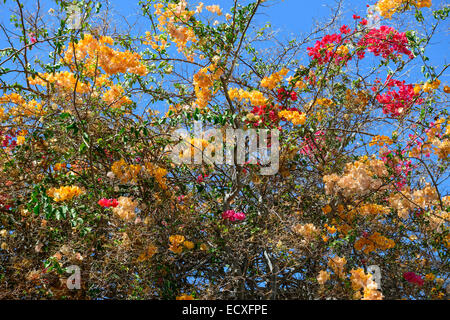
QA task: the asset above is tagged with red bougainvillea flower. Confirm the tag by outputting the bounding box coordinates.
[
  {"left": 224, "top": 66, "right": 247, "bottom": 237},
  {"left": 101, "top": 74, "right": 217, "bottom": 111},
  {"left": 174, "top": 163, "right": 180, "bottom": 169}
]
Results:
[
  {"left": 290, "top": 91, "right": 298, "bottom": 101},
  {"left": 307, "top": 28, "right": 353, "bottom": 66},
  {"left": 222, "top": 210, "right": 246, "bottom": 222},
  {"left": 339, "top": 25, "right": 351, "bottom": 34},
  {"left": 277, "top": 88, "right": 286, "bottom": 100},
  {"left": 403, "top": 272, "right": 424, "bottom": 286},
  {"left": 98, "top": 198, "right": 119, "bottom": 208},
  {"left": 358, "top": 26, "right": 413, "bottom": 60},
  {"left": 375, "top": 77, "right": 422, "bottom": 117},
  {"left": 247, "top": 104, "right": 279, "bottom": 128},
  {"left": 277, "top": 87, "right": 298, "bottom": 102}
]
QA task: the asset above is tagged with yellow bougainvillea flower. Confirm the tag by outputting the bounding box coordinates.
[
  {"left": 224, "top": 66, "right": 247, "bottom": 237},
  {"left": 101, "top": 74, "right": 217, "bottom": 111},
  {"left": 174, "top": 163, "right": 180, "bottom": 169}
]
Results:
[
  {"left": 322, "top": 205, "right": 332, "bottom": 214},
  {"left": 169, "top": 235, "right": 186, "bottom": 254},
  {"left": 47, "top": 185, "right": 84, "bottom": 202},
  {"left": 183, "top": 241, "right": 195, "bottom": 250},
  {"left": 278, "top": 110, "right": 306, "bottom": 126},
  {"left": 260, "top": 68, "right": 289, "bottom": 90}
]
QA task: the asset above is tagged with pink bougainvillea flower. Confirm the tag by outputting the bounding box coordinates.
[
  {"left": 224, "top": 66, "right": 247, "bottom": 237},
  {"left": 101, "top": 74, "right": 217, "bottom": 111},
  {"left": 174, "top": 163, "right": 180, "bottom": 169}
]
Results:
[
  {"left": 29, "top": 33, "right": 37, "bottom": 47},
  {"left": 222, "top": 210, "right": 246, "bottom": 222},
  {"left": 233, "top": 211, "right": 246, "bottom": 221}
]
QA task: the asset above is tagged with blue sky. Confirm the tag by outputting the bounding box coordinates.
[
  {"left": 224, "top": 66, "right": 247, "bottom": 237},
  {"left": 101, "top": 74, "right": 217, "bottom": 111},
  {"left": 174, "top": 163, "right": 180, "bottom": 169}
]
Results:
[
  {"left": 1, "top": 0, "right": 447, "bottom": 72},
  {"left": 1, "top": 0, "right": 447, "bottom": 78}
]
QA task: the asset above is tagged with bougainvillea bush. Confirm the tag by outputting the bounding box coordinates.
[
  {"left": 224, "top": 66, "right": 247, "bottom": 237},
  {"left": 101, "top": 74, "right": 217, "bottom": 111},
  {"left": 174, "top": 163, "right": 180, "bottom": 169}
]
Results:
[{"left": 0, "top": 0, "right": 449, "bottom": 300}]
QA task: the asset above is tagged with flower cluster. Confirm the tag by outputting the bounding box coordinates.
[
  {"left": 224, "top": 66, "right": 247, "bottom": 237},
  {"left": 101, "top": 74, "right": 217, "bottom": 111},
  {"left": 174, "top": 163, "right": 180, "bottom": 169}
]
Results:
[
  {"left": 388, "top": 184, "right": 439, "bottom": 219},
  {"left": 29, "top": 71, "right": 90, "bottom": 94},
  {"left": 178, "top": 138, "right": 210, "bottom": 160},
  {"left": 358, "top": 26, "right": 413, "bottom": 60},
  {"left": 375, "top": 78, "right": 421, "bottom": 117},
  {"left": 408, "top": 118, "right": 450, "bottom": 160},
  {"left": 102, "top": 84, "right": 132, "bottom": 108},
  {"left": 145, "top": 163, "right": 169, "bottom": 189},
  {"left": 323, "top": 156, "right": 388, "bottom": 198},
  {"left": 328, "top": 256, "right": 347, "bottom": 279},
  {"left": 435, "top": 138, "right": 450, "bottom": 160},
  {"left": 422, "top": 79, "right": 440, "bottom": 93},
  {"left": 354, "top": 232, "right": 395, "bottom": 254},
  {"left": 54, "top": 163, "right": 66, "bottom": 171},
  {"left": 148, "top": 2, "right": 197, "bottom": 60},
  {"left": 112, "top": 196, "right": 138, "bottom": 220},
  {"left": 278, "top": 110, "right": 306, "bottom": 126},
  {"left": 205, "top": 5, "right": 223, "bottom": 16},
  {"left": 315, "top": 98, "right": 334, "bottom": 108},
  {"left": 276, "top": 87, "right": 298, "bottom": 102},
  {"left": 183, "top": 240, "right": 195, "bottom": 250},
  {"left": 228, "top": 88, "right": 267, "bottom": 106},
  {"left": 98, "top": 198, "right": 119, "bottom": 208},
  {"left": 307, "top": 27, "right": 352, "bottom": 65},
  {"left": 0, "top": 92, "right": 25, "bottom": 105},
  {"left": 62, "top": 34, "right": 148, "bottom": 76},
  {"left": 222, "top": 210, "right": 246, "bottom": 222},
  {"left": 355, "top": 203, "right": 390, "bottom": 216},
  {"left": 169, "top": 234, "right": 185, "bottom": 254},
  {"left": 111, "top": 159, "right": 142, "bottom": 183},
  {"left": 0, "top": 129, "right": 17, "bottom": 150},
  {"left": 260, "top": 68, "right": 289, "bottom": 90},
  {"left": 379, "top": 147, "right": 413, "bottom": 189},
  {"left": 299, "top": 131, "right": 326, "bottom": 157},
  {"left": 246, "top": 104, "right": 279, "bottom": 127},
  {"left": 344, "top": 89, "right": 369, "bottom": 114},
  {"left": 403, "top": 272, "right": 424, "bottom": 286},
  {"left": 143, "top": 31, "right": 168, "bottom": 51},
  {"left": 350, "top": 268, "right": 383, "bottom": 300},
  {"left": 47, "top": 186, "right": 84, "bottom": 202},
  {"left": 193, "top": 64, "right": 223, "bottom": 108},
  {"left": 369, "top": 135, "right": 393, "bottom": 147},
  {"left": 0, "top": 93, "right": 45, "bottom": 122},
  {"left": 376, "top": 0, "right": 431, "bottom": 19}
]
